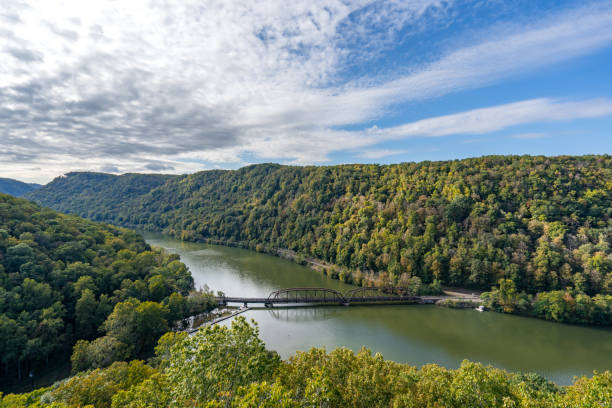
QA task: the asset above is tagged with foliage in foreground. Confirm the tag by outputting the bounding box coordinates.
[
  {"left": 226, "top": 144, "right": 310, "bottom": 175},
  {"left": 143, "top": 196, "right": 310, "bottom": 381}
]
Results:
[
  {"left": 1, "top": 317, "right": 609, "bottom": 408},
  {"left": 0, "top": 194, "right": 215, "bottom": 384},
  {"left": 28, "top": 156, "right": 612, "bottom": 325}
]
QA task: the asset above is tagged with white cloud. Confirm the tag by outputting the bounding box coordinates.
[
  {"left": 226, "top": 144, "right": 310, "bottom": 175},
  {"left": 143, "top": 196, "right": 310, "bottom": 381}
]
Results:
[
  {"left": 1, "top": 1, "right": 612, "bottom": 182},
  {"left": 366, "top": 98, "right": 612, "bottom": 140}
]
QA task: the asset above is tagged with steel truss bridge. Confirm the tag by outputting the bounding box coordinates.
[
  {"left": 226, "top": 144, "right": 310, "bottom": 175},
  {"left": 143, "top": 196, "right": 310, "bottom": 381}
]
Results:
[{"left": 216, "top": 287, "right": 446, "bottom": 307}]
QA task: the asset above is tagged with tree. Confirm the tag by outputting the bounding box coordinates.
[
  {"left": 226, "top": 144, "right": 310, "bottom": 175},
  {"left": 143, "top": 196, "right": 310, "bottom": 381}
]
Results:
[
  {"left": 0, "top": 315, "right": 27, "bottom": 377},
  {"left": 71, "top": 336, "right": 129, "bottom": 372},
  {"left": 498, "top": 278, "right": 518, "bottom": 313},
  {"left": 208, "top": 382, "right": 300, "bottom": 408},
  {"left": 147, "top": 274, "right": 169, "bottom": 302},
  {"left": 72, "top": 275, "right": 98, "bottom": 297},
  {"left": 5, "top": 243, "right": 35, "bottom": 272},
  {"left": 110, "top": 373, "right": 171, "bottom": 408},
  {"left": 165, "top": 316, "right": 281, "bottom": 406},
  {"left": 102, "top": 299, "right": 168, "bottom": 357},
  {"left": 561, "top": 371, "right": 611, "bottom": 407},
  {"left": 133, "top": 301, "right": 169, "bottom": 354},
  {"left": 51, "top": 360, "right": 155, "bottom": 408},
  {"left": 19, "top": 278, "right": 54, "bottom": 312},
  {"left": 75, "top": 289, "right": 99, "bottom": 339},
  {"left": 150, "top": 331, "right": 187, "bottom": 370},
  {"left": 165, "top": 292, "right": 187, "bottom": 322}
]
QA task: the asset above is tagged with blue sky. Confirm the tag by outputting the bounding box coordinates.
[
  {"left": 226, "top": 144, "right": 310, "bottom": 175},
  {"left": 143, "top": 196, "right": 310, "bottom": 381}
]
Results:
[
  {"left": 334, "top": 42, "right": 612, "bottom": 164},
  {"left": 1, "top": 0, "right": 611, "bottom": 182}
]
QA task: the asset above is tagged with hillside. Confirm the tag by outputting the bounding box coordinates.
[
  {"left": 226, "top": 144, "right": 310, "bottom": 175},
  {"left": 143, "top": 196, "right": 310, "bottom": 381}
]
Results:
[
  {"left": 26, "top": 172, "right": 177, "bottom": 222},
  {"left": 27, "top": 156, "right": 612, "bottom": 324},
  {"left": 0, "top": 193, "right": 213, "bottom": 390},
  {"left": 0, "top": 178, "right": 40, "bottom": 197}
]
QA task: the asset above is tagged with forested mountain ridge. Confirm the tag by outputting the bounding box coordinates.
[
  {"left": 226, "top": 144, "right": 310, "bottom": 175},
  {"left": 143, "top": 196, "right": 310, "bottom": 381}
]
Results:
[
  {"left": 25, "top": 172, "right": 177, "bottom": 222},
  {"left": 28, "top": 156, "right": 612, "bottom": 324},
  {"left": 0, "top": 178, "right": 40, "bottom": 197},
  {"left": 0, "top": 193, "right": 214, "bottom": 389}
]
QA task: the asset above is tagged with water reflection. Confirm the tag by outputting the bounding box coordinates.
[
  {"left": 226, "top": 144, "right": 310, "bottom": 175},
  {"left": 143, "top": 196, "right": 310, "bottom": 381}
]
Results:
[
  {"left": 144, "top": 232, "right": 612, "bottom": 385},
  {"left": 264, "top": 306, "right": 339, "bottom": 322}
]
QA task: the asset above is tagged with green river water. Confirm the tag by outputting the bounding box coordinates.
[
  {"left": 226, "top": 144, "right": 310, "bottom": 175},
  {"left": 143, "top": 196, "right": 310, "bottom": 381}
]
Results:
[{"left": 143, "top": 233, "right": 612, "bottom": 385}]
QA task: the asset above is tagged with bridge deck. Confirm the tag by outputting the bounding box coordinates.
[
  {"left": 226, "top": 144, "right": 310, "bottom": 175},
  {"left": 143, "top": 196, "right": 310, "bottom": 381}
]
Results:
[
  {"left": 216, "top": 295, "right": 442, "bottom": 305},
  {"left": 214, "top": 287, "right": 479, "bottom": 308}
]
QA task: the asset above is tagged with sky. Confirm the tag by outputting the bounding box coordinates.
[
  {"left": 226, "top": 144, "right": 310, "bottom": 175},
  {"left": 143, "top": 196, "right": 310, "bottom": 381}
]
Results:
[{"left": 1, "top": 0, "right": 612, "bottom": 183}]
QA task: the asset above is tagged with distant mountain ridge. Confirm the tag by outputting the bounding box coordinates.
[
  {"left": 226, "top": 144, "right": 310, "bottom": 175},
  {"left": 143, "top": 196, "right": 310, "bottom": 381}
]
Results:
[
  {"left": 25, "top": 172, "right": 177, "bottom": 222},
  {"left": 25, "top": 155, "right": 612, "bottom": 325},
  {"left": 0, "top": 177, "right": 41, "bottom": 197}
]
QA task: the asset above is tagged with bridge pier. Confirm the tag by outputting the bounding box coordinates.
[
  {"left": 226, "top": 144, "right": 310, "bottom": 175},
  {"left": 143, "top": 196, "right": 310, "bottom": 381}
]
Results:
[{"left": 243, "top": 302, "right": 248, "bottom": 308}]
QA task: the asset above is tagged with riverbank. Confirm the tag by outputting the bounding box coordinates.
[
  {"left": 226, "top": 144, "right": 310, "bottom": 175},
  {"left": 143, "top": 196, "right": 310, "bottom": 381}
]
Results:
[
  {"left": 165, "top": 236, "right": 612, "bottom": 326},
  {"left": 196, "top": 239, "right": 477, "bottom": 301},
  {"left": 436, "top": 298, "right": 482, "bottom": 309},
  {"left": 186, "top": 306, "right": 251, "bottom": 334}
]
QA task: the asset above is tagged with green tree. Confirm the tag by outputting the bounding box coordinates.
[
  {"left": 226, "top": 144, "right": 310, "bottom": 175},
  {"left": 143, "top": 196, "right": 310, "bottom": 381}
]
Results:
[
  {"left": 0, "top": 315, "right": 27, "bottom": 378},
  {"left": 147, "top": 275, "right": 168, "bottom": 302},
  {"left": 75, "top": 289, "right": 99, "bottom": 339},
  {"left": 165, "top": 317, "right": 281, "bottom": 406},
  {"left": 110, "top": 373, "right": 171, "bottom": 408},
  {"left": 50, "top": 360, "right": 155, "bottom": 408},
  {"left": 71, "top": 336, "right": 130, "bottom": 373},
  {"left": 102, "top": 299, "right": 168, "bottom": 357},
  {"left": 5, "top": 243, "right": 35, "bottom": 272}
]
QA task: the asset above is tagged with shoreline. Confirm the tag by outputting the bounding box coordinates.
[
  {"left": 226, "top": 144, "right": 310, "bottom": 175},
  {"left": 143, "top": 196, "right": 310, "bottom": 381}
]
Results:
[
  {"left": 186, "top": 307, "right": 251, "bottom": 334},
  {"left": 143, "top": 232, "right": 609, "bottom": 328}
]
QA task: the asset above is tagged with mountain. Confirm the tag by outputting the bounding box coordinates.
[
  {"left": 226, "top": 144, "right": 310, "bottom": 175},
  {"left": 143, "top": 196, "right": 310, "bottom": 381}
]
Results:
[
  {"left": 25, "top": 172, "right": 177, "bottom": 222},
  {"left": 0, "top": 177, "right": 41, "bottom": 196},
  {"left": 0, "top": 193, "right": 213, "bottom": 388},
  {"left": 26, "top": 156, "right": 612, "bottom": 324}
]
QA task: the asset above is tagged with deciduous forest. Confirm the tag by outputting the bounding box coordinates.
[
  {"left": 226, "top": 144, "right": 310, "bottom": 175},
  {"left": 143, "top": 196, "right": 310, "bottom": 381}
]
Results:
[
  {"left": 27, "top": 155, "right": 612, "bottom": 324},
  {"left": 0, "top": 194, "right": 214, "bottom": 388}
]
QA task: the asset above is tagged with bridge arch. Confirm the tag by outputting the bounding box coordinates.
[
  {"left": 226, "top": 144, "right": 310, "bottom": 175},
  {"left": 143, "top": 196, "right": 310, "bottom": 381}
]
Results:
[
  {"left": 265, "top": 287, "right": 347, "bottom": 307},
  {"left": 344, "top": 286, "right": 415, "bottom": 302}
]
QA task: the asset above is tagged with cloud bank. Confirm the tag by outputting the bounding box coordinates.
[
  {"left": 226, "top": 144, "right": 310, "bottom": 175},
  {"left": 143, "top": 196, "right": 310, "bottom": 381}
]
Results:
[{"left": 1, "top": 0, "right": 612, "bottom": 181}]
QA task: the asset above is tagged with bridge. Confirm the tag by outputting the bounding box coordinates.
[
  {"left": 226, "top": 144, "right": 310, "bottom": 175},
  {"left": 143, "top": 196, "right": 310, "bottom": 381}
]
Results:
[{"left": 216, "top": 287, "right": 449, "bottom": 307}]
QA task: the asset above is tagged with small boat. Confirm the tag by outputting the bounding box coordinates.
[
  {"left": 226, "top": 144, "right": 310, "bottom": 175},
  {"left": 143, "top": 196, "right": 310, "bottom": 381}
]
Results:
[{"left": 475, "top": 305, "right": 485, "bottom": 312}]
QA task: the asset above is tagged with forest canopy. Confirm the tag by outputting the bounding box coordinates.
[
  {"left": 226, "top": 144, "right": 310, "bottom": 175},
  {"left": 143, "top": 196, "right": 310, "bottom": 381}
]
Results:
[
  {"left": 0, "top": 193, "right": 213, "bottom": 388},
  {"left": 28, "top": 155, "right": 612, "bottom": 324}
]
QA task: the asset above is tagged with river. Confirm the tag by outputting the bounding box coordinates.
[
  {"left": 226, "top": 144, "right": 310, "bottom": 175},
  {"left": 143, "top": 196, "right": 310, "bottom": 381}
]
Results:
[{"left": 143, "top": 232, "right": 612, "bottom": 385}]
